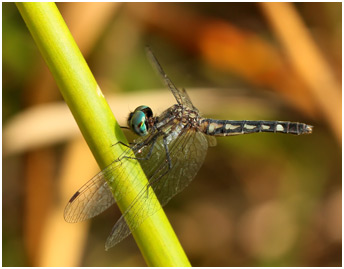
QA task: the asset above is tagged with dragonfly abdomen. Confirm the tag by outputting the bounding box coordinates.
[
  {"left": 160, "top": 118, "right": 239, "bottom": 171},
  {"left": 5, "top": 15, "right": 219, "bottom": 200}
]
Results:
[{"left": 200, "top": 119, "right": 313, "bottom": 136}]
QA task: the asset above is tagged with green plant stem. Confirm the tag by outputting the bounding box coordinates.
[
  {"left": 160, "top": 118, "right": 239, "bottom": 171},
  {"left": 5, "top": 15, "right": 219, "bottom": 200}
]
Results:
[{"left": 16, "top": 2, "right": 190, "bottom": 266}]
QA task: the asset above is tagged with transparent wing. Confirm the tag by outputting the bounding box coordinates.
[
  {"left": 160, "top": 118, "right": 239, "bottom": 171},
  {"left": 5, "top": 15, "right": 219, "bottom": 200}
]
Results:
[
  {"left": 146, "top": 46, "right": 197, "bottom": 111},
  {"left": 64, "top": 142, "right": 145, "bottom": 223},
  {"left": 206, "top": 135, "right": 217, "bottom": 147},
  {"left": 64, "top": 173, "right": 116, "bottom": 223},
  {"left": 105, "top": 129, "right": 209, "bottom": 249}
]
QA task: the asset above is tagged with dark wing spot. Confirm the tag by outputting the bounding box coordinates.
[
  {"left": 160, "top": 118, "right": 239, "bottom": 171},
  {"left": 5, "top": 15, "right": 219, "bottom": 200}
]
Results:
[{"left": 69, "top": 191, "right": 80, "bottom": 203}]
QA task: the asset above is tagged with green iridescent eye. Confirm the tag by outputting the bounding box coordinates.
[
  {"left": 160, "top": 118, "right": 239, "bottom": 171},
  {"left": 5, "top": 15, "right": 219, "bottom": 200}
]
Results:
[{"left": 128, "top": 106, "right": 152, "bottom": 136}]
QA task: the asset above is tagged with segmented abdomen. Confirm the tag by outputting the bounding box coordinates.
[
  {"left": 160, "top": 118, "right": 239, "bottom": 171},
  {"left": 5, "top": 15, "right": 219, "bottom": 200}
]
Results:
[{"left": 200, "top": 119, "right": 313, "bottom": 136}]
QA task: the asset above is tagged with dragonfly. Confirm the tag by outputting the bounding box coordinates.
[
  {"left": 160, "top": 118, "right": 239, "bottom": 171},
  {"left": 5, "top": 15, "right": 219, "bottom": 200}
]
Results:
[{"left": 64, "top": 47, "right": 313, "bottom": 250}]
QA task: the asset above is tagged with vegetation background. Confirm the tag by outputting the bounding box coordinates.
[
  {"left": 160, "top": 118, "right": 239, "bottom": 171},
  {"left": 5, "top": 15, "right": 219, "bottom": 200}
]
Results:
[{"left": 3, "top": 2, "right": 341, "bottom": 266}]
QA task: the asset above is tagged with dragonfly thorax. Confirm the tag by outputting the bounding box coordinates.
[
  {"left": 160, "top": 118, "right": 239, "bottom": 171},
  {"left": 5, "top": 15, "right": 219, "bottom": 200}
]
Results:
[{"left": 170, "top": 104, "right": 202, "bottom": 130}]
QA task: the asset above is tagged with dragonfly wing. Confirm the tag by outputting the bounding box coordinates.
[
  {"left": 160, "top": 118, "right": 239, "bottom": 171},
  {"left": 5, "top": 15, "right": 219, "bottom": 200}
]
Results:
[
  {"left": 105, "top": 129, "right": 210, "bottom": 249},
  {"left": 64, "top": 142, "right": 145, "bottom": 223},
  {"left": 145, "top": 47, "right": 197, "bottom": 110},
  {"left": 179, "top": 87, "right": 199, "bottom": 111},
  {"left": 206, "top": 135, "right": 217, "bottom": 147},
  {"left": 64, "top": 171, "right": 116, "bottom": 223},
  {"left": 149, "top": 130, "right": 209, "bottom": 207}
]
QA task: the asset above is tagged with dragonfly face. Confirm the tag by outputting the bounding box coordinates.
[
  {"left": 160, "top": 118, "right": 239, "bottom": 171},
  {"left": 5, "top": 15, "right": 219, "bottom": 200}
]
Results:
[
  {"left": 64, "top": 47, "right": 313, "bottom": 251},
  {"left": 127, "top": 105, "right": 153, "bottom": 136}
]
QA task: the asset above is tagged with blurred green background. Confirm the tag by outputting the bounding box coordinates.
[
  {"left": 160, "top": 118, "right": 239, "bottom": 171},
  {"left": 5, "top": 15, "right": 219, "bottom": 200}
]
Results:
[{"left": 3, "top": 2, "right": 341, "bottom": 266}]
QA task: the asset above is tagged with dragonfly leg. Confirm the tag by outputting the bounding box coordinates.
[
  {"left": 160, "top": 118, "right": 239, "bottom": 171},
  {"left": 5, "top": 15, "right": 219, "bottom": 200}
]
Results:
[
  {"left": 162, "top": 136, "right": 172, "bottom": 169},
  {"left": 111, "top": 141, "right": 133, "bottom": 148},
  {"left": 144, "top": 135, "right": 173, "bottom": 191},
  {"left": 121, "top": 135, "right": 159, "bottom": 162},
  {"left": 136, "top": 133, "right": 174, "bottom": 201}
]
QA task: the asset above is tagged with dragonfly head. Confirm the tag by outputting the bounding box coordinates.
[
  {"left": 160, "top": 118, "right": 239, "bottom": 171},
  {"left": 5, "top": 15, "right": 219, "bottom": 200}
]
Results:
[{"left": 128, "top": 106, "right": 153, "bottom": 136}]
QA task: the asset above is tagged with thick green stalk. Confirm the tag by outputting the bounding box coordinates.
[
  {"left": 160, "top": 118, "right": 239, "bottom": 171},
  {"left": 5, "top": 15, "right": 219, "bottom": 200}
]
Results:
[{"left": 16, "top": 2, "right": 190, "bottom": 266}]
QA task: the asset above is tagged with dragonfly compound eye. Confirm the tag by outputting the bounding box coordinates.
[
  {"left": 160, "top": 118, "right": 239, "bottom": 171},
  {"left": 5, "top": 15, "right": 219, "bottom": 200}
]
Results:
[
  {"left": 129, "top": 110, "right": 148, "bottom": 136},
  {"left": 127, "top": 106, "right": 153, "bottom": 136},
  {"left": 135, "top": 105, "right": 153, "bottom": 118}
]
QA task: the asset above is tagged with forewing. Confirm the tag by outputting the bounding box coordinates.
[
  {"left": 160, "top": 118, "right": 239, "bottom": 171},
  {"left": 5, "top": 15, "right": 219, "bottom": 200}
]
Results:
[
  {"left": 64, "top": 141, "right": 146, "bottom": 223},
  {"left": 145, "top": 47, "right": 197, "bottom": 110},
  {"left": 64, "top": 172, "right": 116, "bottom": 223},
  {"left": 105, "top": 129, "right": 210, "bottom": 249}
]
